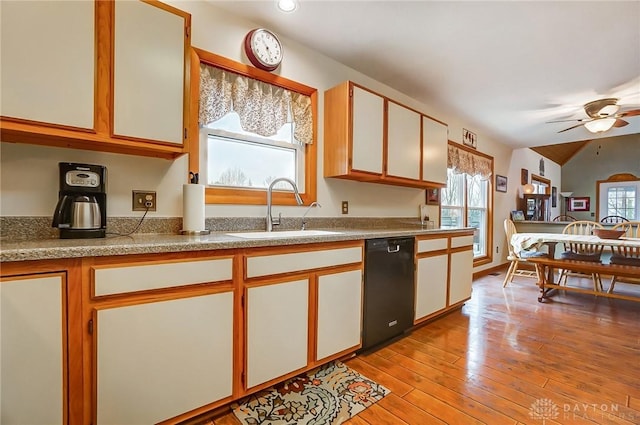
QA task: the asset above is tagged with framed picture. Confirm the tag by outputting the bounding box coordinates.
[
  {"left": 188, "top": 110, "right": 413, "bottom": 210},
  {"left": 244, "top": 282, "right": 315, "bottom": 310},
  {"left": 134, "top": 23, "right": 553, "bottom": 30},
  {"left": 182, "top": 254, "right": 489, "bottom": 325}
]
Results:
[
  {"left": 520, "top": 168, "right": 528, "bottom": 185},
  {"left": 551, "top": 186, "right": 557, "bottom": 208},
  {"left": 511, "top": 210, "right": 525, "bottom": 221},
  {"left": 568, "top": 197, "right": 590, "bottom": 212},
  {"left": 426, "top": 188, "right": 440, "bottom": 205},
  {"left": 462, "top": 128, "right": 477, "bottom": 149},
  {"left": 495, "top": 174, "right": 508, "bottom": 192}
]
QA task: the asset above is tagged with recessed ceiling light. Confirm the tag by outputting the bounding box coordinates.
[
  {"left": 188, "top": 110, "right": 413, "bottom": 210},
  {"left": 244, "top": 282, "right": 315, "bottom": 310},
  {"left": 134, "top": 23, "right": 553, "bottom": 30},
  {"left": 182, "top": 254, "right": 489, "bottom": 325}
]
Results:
[{"left": 277, "top": 0, "right": 298, "bottom": 13}]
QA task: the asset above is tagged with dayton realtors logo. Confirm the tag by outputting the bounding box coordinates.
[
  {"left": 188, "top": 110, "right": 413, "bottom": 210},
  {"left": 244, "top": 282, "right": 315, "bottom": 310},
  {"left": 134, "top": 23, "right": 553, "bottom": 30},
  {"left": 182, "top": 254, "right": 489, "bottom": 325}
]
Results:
[
  {"left": 529, "top": 398, "right": 559, "bottom": 423},
  {"left": 529, "top": 398, "right": 634, "bottom": 422}
]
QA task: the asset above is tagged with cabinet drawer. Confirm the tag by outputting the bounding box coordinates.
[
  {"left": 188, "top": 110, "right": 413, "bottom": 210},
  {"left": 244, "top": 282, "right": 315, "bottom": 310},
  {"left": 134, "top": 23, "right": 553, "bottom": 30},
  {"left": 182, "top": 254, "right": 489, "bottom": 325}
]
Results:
[
  {"left": 417, "top": 238, "right": 448, "bottom": 253},
  {"left": 246, "top": 247, "right": 362, "bottom": 278},
  {"left": 93, "top": 258, "right": 232, "bottom": 296},
  {"left": 451, "top": 235, "right": 474, "bottom": 248}
]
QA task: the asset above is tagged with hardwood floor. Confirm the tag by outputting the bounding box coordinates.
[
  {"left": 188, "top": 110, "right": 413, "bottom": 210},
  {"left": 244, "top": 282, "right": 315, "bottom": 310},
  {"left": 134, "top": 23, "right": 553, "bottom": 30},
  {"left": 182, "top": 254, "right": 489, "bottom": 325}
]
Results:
[{"left": 213, "top": 273, "right": 640, "bottom": 424}]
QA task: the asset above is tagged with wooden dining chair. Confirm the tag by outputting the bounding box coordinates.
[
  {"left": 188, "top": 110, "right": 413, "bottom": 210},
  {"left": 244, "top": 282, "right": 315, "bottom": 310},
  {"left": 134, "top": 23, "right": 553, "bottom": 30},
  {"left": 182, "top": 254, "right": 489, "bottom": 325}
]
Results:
[
  {"left": 608, "top": 221, "right": 640, "bottom": 293},
  {"left": 503, "top": 218, "right": 547, "bottom": 287},
  {"left": 600, "top": 215, "right": 630, "bottom": 224},
  {"left": 558, "top": 220, "right": 605, "bottom": 290},
  {"left": 552, "top": 215, "right": 577, "bottom": 222}
]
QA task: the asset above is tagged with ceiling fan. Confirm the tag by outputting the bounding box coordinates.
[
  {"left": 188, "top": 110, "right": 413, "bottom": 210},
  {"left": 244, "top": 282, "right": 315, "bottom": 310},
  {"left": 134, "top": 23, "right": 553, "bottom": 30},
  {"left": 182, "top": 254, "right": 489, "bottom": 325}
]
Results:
[{"left": 548, "top": 98, "right": 640, "bottom": 134}]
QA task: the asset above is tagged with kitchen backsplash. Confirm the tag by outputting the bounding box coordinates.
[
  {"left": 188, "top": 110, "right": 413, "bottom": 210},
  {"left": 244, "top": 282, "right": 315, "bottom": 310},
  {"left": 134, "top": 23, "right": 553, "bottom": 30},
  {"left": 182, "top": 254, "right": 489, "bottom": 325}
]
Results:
[{"left": 0, "top": 216, "right": 427, "bottom": 241}]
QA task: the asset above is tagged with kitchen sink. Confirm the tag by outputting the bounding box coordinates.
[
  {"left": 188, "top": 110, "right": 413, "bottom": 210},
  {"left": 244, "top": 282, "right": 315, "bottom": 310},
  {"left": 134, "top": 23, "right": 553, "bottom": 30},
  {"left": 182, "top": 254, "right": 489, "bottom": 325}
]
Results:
[{"left": 226, "top": 230, "right": 343, "bottom": 239}]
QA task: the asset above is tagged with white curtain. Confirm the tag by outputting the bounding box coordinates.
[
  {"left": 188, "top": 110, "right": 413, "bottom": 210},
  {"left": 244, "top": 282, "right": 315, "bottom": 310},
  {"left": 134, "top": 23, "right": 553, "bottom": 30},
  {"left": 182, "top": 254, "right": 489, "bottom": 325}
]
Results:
[
  {"left": 447, "top": 144, "right": 492, "bottom": 179},
  {"left": 199, "top": 63, "right": 313, "bottom": 144}
]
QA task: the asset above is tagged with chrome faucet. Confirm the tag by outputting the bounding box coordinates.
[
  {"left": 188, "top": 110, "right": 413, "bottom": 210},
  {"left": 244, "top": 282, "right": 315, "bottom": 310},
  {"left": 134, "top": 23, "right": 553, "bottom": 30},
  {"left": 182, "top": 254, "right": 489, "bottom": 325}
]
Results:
[
  {"left": 301, "top": 202, "right": 321, "bottom": 230},
  {"left": 266, "top": 177, "right": 303, "bottom": 231}
]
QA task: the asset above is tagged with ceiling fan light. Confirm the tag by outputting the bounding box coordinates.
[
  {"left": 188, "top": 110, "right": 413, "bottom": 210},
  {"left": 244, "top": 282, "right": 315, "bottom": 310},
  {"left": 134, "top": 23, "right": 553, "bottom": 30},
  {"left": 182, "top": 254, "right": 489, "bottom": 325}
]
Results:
[
  {"left": 598, "top": 104, "right": 620, "bottom": 116},
  {"left": 584, "top": 118, "right": 616, "bottom": 133}
]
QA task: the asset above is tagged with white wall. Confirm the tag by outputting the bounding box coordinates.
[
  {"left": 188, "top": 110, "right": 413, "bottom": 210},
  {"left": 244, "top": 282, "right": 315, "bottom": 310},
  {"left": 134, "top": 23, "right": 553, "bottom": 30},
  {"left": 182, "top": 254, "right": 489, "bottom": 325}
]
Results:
[{"left": 1, "top": 1, "right": 532, "bottom": 271}]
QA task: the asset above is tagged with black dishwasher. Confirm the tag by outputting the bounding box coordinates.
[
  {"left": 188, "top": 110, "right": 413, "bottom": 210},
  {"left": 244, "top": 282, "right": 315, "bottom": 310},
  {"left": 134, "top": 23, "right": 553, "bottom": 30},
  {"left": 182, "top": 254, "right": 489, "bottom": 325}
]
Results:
[{"left": 361, "top": 237, "right": 415, "bottom": 351}]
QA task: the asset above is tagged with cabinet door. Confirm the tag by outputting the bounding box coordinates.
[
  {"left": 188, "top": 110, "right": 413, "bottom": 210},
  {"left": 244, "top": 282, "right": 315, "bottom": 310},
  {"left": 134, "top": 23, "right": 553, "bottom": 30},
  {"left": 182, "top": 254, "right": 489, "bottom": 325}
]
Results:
[
  {"left": 246, "top": 279, "right": 309, "bottom": 388},
  {"left": 422, "top": 116, "right": 448, "bottom": 184},
  {"left": 113, "top": 0, "right": 186, "bottom": 144},
  {"left": 1, "top": 1, "right": 94, "bottom": 129},
  {"left": 415, "top": 254, "right": 448, "bottom": 321},
  {"left": 352, "top": 86, "right": 384, "bottom": 174},
  {"left": 1, "top": 274, "right": 64, "bottom": 424},
  {"left": 449, "top": 249, "right": 474, "bottom": 305},
  {"left": 316, "top": 269, "right": 362, "bottom": 360},
  {"left": 387, "top": 101, "right": 421, "bottom": 180},
  {"left": 96, "top": 292, "right": 233, "bottom": 424}
]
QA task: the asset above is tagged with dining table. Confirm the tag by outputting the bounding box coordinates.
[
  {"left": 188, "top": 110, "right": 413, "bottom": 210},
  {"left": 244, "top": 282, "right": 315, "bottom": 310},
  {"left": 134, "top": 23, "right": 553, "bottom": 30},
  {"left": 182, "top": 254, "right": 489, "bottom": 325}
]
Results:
[{"left": 510, "top": 232, "right": 640, "bottom": 300}]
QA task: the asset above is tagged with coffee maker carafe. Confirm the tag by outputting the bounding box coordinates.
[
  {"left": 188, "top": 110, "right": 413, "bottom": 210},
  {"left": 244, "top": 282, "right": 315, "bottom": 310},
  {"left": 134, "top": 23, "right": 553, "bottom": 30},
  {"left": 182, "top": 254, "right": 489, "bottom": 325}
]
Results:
[{"left": 52, "top": 163, "right": 107, "bottom": 239}]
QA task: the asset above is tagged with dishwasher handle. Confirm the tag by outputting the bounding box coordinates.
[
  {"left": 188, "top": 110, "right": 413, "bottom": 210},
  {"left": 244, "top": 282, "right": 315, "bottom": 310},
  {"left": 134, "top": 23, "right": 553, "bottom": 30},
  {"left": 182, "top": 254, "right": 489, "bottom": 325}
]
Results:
[{"left": 387, "top": 244, "right": 400, "bottom": 253}]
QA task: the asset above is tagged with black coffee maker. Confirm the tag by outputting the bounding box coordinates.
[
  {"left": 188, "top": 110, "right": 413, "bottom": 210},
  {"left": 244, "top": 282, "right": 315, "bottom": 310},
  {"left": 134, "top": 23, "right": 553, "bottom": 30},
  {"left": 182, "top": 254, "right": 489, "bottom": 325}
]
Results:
[{"left": 52, "top": 162, "right": 107, "bottom": 239}]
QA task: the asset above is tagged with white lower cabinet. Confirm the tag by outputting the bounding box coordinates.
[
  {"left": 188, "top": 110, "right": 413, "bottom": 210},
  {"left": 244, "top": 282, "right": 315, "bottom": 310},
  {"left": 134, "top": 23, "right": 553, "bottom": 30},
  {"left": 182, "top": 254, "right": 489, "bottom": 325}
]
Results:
[
  {"left": 449, "top": 249, "right": 474, "bottom": 305},
  {"left": 415, "top": 254, "right": 448, "bottom": 320},
  {"left": 316, "top": 269, "right": 363, "bottom": 360},
  {"left": 95, "top": 292, "right": 233, "bottom": 424},
  {"left": 1, "top": 274, "right": 65, "bottom": 425},
  {"left": 246, "top": 279, "right": 309, "bottom": 389}
]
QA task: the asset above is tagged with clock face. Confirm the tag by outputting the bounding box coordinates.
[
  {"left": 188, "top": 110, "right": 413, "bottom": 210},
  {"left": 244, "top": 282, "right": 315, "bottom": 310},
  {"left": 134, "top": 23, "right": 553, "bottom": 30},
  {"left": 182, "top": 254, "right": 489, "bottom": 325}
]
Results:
[{"left": 244, "top": 29, "right": 283, "bottom": 71}]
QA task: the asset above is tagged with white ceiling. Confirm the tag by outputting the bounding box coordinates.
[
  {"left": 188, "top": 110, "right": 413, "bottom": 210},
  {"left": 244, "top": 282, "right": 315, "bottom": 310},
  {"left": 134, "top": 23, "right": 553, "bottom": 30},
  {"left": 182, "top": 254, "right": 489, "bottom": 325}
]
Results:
[{"left": 209, "top": 0, "right": 640, "bottom": 148}]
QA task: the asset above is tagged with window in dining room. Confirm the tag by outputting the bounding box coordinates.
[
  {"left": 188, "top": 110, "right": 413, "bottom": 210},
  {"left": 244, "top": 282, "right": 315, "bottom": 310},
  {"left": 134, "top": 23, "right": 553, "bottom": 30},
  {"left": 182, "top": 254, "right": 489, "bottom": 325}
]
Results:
[{"left": 597, "top": 175, "right": 640, "bottom": 221}]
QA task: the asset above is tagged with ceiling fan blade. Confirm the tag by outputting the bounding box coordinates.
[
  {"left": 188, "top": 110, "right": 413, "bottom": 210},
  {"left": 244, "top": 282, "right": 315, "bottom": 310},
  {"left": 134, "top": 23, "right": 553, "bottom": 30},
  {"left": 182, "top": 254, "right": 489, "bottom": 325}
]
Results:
[
  {"left": 618, "top": 109, "right": 640, "bottom": 118},
  {"left": 546, "top": 118, "right": 588, "bottom": 123},
  {"left": 613, "top": 119, "right": 629, "bottom": 128},
  {"left": 558, "top": 122, "right": 587, "bottom": 133}
]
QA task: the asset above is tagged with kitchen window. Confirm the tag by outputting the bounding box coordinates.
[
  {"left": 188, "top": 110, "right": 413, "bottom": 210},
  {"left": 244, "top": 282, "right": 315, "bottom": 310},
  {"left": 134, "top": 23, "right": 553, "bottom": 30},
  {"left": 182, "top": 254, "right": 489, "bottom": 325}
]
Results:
[
  {"left": 193, "top": 49, "right": 317, "bottom": 205},
  {"left": 441, "top": 142, "right": 493, "bottom": 263},
  {"left": 202, "top": 113, "right": 304, "bottom": 191}
]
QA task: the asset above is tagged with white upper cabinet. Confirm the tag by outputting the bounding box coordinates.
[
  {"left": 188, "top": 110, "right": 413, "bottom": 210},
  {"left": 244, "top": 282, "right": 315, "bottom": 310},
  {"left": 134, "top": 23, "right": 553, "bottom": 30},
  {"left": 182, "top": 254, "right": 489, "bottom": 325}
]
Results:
[
  {"left": 422, "top": 116, "right": 449, "bottom": 185},
  {"left": 324, "top": 81, "right": 448, "bottom": 189},
  {"left": 113, "top": 0, "right": 186, "bottom": 144},
  {"left": 0, "top": 1, "right": 95, "bottom": 129},
  {"left": 352, "top": 86, "right": 384, "bottom": 174},
  {"left": 387, "top": 101, "right": 421, "bottom": 180}
]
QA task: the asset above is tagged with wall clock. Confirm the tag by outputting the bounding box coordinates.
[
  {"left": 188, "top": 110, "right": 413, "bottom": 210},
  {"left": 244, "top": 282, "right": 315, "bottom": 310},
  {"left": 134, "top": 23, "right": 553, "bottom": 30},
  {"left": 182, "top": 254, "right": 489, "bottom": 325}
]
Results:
[{"left": 243, "top": 28, "right": 283, "bottom": 72}]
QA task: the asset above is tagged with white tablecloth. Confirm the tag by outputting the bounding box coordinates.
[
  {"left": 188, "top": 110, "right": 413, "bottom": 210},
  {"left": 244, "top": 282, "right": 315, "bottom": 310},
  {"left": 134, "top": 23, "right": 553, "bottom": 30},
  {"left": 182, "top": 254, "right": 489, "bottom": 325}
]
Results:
[{"left": 511, "top": 233, "right": 640, "bottom": 257}]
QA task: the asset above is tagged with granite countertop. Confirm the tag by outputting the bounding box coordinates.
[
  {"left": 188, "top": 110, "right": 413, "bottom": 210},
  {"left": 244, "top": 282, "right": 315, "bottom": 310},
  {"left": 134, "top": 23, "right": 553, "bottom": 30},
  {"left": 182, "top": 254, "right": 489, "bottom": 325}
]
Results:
[{"left": 0, "top": 227, "right": 473, "bottom": 262}]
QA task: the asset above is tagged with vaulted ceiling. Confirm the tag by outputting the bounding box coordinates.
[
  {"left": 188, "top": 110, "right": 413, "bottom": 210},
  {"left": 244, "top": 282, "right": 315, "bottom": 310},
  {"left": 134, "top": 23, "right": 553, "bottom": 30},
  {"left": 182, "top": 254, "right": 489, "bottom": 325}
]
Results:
[{"left": 210, "top": 1, "right": 640, "bottom": 149}]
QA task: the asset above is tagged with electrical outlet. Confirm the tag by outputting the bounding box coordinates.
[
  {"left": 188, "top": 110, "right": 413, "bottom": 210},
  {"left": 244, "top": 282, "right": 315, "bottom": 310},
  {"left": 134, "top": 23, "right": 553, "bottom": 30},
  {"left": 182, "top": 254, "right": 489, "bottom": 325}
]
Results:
[
  {"left": 132, "top": 190, "right": 157, "bottom": 211},
  {"left": 341, "top": 201, "right": 349, "bottom": 214}
]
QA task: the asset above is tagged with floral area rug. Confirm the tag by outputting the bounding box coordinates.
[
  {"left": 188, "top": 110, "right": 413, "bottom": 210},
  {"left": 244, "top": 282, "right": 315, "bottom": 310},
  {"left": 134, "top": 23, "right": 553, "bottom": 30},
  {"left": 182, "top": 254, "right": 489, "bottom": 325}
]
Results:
[{"left": 231, "top": 360, "right": 390, "bottom": 425}]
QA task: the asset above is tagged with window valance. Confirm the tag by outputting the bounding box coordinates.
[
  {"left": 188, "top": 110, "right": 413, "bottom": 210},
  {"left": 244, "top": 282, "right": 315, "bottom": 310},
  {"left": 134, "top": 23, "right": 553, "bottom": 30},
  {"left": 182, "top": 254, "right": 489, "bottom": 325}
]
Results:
[
  {"left": 447, "top": 144, "right": 492, "bottom": 180},
  {"left": 199, "top": 63, "right": 313, "bottom": 144}
]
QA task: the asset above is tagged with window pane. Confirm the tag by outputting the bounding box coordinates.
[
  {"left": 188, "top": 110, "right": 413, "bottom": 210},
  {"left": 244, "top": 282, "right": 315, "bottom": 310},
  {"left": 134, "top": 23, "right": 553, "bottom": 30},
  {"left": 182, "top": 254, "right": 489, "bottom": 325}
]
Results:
[
  {"left": 207, "top": 136, "right": 297, "bottom": 189},
  {"left": 607, "top": 186, "right": 636, "bottom": 219},
  {"left": 441, "top": 207, "right": 463, "bottom": 228},
  {"left": 467, "top": 175, "right": 488, "bottom": 208},
  {"left": 441, "top": 169, "right": 465, "bottom": 207},
  {"left": 468, "top": 208, "right": 486, "bottom": 256}
]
